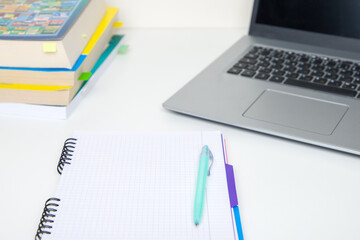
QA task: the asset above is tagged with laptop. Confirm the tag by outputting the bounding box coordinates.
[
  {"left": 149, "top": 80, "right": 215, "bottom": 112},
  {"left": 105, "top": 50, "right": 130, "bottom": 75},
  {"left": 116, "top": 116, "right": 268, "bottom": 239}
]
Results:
[{"left": 163, "top": 0, "right": 360, "bottom": 155}]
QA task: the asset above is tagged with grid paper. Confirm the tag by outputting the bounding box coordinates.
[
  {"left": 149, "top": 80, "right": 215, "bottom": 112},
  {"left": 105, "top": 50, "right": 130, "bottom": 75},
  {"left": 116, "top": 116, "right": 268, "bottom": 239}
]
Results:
[{"left": 45, "top": 132, "right": 234, "bottom": 240}]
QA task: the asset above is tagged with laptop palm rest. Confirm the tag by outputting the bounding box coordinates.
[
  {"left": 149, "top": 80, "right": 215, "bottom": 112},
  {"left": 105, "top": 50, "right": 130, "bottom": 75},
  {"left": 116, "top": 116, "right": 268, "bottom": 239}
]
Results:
[{"left": 243, "top": 90, "right": 349, "bottom": 135}]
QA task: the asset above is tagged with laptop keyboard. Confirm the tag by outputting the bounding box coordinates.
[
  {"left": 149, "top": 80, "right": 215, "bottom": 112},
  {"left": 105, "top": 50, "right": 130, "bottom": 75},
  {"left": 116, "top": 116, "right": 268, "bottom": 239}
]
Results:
[{"left": 227, "top": 46, "right": 360, "bottom": 99}]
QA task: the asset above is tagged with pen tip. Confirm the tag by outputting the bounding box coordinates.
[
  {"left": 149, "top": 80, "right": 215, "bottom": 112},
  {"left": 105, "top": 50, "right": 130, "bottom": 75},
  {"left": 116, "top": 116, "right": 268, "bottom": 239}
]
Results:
[{"left": 195, "top": 223, "right": 198, "bottom": 227}]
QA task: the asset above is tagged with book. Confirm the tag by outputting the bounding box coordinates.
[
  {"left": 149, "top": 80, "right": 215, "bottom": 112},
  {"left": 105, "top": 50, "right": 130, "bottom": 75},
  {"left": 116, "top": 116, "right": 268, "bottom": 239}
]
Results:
[
  {"left": 0, "top": 33, "right": 123, "bottom": 106},
  {"left": 0, "top": 0, "right": 106, "bottom": 68},
  {"left": 0, "top": 7, "right": 119, "bottom": 87},
  {"left": 35, "top": 131, "right": 243, "bottom": 240},
  {"left": 0, "top": 34, "right": 124, "bottom": 118}
]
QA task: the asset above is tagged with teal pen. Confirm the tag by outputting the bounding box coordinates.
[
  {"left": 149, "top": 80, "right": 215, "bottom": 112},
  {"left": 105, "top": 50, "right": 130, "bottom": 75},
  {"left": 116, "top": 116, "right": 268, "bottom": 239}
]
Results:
[{"left": 194, "top": 145, "right": 213, "bottom": 226}]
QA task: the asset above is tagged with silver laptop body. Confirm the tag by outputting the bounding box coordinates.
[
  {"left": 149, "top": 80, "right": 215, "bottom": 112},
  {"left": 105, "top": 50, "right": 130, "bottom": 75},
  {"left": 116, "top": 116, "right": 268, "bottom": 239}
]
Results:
[{"left": 163, "top": 0, "right": 360, "bottom": 155}]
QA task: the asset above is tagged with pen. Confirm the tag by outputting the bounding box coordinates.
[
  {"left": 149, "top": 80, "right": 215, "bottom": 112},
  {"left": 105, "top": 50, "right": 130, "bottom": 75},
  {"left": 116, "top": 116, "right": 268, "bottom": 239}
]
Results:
[{"left": 194, "top": 145, "right": 213, "bottom": 226}]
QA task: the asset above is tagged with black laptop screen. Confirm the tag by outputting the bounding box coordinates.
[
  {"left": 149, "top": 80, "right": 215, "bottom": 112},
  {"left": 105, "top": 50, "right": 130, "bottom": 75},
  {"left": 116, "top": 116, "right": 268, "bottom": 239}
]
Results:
[{"left": 256, "top": 0, "right": 360, "bottom": 39}]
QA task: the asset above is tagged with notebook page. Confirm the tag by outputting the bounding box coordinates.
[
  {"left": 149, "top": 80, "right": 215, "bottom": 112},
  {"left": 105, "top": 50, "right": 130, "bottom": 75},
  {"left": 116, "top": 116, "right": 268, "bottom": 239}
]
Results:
[{"left": 46, "top": 132, "right": 234, "bottom": 240}]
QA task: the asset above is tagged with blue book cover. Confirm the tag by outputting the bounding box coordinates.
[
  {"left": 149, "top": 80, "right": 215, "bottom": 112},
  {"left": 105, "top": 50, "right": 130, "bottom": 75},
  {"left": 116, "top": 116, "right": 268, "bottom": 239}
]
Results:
[{"left": 0, "top": 0, "right": 88, "bottom": 40}]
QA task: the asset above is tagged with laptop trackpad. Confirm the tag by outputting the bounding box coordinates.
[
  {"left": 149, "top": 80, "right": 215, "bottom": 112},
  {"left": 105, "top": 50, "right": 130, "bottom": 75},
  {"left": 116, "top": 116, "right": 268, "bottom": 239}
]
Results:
[{"left": 243, "top": 90, "right": 348, "bottom": 135}]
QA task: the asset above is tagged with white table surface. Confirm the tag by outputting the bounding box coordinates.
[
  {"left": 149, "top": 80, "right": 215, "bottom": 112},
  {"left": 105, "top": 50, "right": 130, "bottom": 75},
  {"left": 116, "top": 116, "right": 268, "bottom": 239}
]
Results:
[{"left": 1, "top": 28, "right": 360, "bottom": 240}]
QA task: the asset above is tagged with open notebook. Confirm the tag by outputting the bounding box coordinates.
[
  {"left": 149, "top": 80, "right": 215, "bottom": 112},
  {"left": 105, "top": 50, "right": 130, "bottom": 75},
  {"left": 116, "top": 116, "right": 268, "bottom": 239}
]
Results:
[{"left": 35, "top": 131, "right": 243, "bottom": 240}]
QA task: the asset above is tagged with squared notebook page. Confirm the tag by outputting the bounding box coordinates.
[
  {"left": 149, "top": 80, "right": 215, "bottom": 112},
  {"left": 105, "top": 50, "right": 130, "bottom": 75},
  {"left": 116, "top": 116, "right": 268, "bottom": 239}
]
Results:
[{"left": 46, "top": 131, "right": 235, "bottom": 240}]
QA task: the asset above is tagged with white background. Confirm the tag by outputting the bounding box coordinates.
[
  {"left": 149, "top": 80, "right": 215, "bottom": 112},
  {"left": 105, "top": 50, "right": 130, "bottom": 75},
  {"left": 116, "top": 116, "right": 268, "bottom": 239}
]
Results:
[
  {"left": 1, "top": 1, "right": 360, "bottom": 240},
  {"left": 105, "top": 0, "right": 254, "bottom": 28}
]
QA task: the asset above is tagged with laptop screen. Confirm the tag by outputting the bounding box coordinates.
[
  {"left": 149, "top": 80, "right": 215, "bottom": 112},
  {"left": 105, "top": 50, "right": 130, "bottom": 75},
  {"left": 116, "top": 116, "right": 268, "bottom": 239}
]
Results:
[{"left": 256, "top": 0, "right": 360, "bottom": 40}]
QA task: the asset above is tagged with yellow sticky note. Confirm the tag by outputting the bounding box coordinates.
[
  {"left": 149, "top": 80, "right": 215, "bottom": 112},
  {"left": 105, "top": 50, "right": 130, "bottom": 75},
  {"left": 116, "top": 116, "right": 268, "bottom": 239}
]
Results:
[
  {"left": 113, "top": 22, "right": 123, "bottom": 28},
  {"left": 0, "top": 83, "right": 71, "bottom": 91},
  {"left": 43, "top": 43, "right": 57, "bottom": 53},
  {"left": 82, "top": 7, "right": 119, "bottom": 55}
]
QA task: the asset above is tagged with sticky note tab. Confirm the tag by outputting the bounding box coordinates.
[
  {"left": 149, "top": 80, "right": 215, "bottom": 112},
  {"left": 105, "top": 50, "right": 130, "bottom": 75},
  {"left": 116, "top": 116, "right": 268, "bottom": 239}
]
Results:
[
  {"left": 225, "top": 164, "right": 238, "bottom": 208},
  {"left": 78, "top": 72, "right": 92, "bottom": 81},
  {"left": 0, "top": 83, "right": 71, "bottom": 91},
  {"left": 113, "top": 22, "right": 123, "bottom": 28},
  {"left": 118, "top": 45, "right": 129, "bottom": 54},
  {"left": 43, "top": 43, "right": 57, "bottom": 53}
]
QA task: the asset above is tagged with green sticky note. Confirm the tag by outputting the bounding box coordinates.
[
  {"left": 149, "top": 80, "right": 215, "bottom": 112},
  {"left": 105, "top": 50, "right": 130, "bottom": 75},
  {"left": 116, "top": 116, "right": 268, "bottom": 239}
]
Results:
[
  {"left": 78, "top": 72, "right": 92, "bottom": 81},
  {"left": 43, "top": 43, "right": 57, "bottom": 53},
  {"left": 118, "top": 45, "right": 129, "bottom": 54}
]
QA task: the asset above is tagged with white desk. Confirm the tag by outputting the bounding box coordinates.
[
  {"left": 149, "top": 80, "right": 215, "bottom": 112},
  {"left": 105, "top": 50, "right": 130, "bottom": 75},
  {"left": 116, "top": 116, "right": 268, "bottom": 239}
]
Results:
[{"left": 1, "top": 28, "right": 360, "bottom": 240}]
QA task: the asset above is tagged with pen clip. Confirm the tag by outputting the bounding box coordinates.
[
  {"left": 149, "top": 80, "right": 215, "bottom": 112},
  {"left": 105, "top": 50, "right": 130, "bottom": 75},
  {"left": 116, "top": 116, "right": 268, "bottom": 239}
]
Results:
[{"left": 207, "top": 149, "right": 214, "bottom": 176}]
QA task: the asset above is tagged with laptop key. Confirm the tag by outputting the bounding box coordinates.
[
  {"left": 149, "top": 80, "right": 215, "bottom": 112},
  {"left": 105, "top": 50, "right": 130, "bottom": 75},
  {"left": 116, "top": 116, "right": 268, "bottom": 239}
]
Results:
[
  {"left": 258, "top": 61, "right": 270, "bottom": 67},
  {"left": 311, "top": 70, "right": 324, "bottom": 77},
  {"left": 259, "top": 56, "right": 272, "bottom": 62},
  {"left": 272, "top": 59, "right": 285, "bottom": 64},
  {"left": 246, "top": 65, "right": 259, "bottom": 71},
  {"left": 273, "top": 52, "right": 284, "bottom": 58},
  {"left": 324, "top": 73, "right": 338, "bottom": 80},
  {"left": 297, "top": 69, "right": 310, "bottom": 75},
  {"left": 328, "top": 80, "right": 342, "bottom": 87},
  {"left": 339, "top": 70, "right": 353, "bottom": 76},
  {"left": 239, "top": 58, "right": 257, "bottom": 65},
  {"left": 327, "top": 67, "right": 339, "bottom": 74},
  {"left": 326, "top": 61, "right": 337, "bottom": 67},
  {"left": 311, "top": 65, "right": 325, "bottom": 71},
  {"left": 234, "top": 62, "right": 247, "bottom": 68},
  {"left": 298, "top": 62, "right": 311, "bottom": 69},
  {"left": 241, "top": 70, "right": 256, "bottom": 77},
  {"left": 285, "top": 60, "right": 298, "bottom": 66},
  {"left": 260, "top": 49, "right": 271, "bottom": 56},
  {"left": 340, "top": 62, "right": 352, "bottom": 70},
  {"left": 339, "top": 76, "right": 353, "bottom": 83},
  {"left": 285, "top": 54, "right": 297, "bottom": 60},
  {"left": 343, "top": 83, "right": 357, "bottom": 90},
  {"left": 272, "top": 64, "right": 284, "bottom": 70},
  {"left": 313, "top": 77, "right": 328, "bottom": 84},
  {"left": 351, "top": 64, "right": 360, "bottom": 71},
  {"left": 245, "top": 53, "right": 259, "bottom": 59},
  {"left": 227, "top": 67, "right": 242, "bottom": 75},
  {"left": 259, "top": 67, "right": 272, "bottom": 74},
  {"left": 299, "top": 56, "right": 310, "bottom": 62},
  {"left": 269, "top": 76, "right": 284, "bottom": 82},
  {"left": 354, "top": 72, "right": 360, "bottom": 78},
  {"left": 286, "top": 72, "right": 299, "bottom": 78},
  {"left": 284, "top": 65, "right": 297, "bottom": 72},
  {"left": 299, "top": 75, "right": 313, "bottom": 81},
  {"left": 312, "top": 58, "right": 323, "bottom": 65},
  {"left": 284, "top": 79, "right": 357, "bottom": 97},
  {"left": 254, "top": 73, "right": 270, "bottom": 80},
  {"left": 272, "top": 70, "right": 285, "bottom": 76},
  {"left": 249, "top": 47, "right": 261, "bottom": 54}
]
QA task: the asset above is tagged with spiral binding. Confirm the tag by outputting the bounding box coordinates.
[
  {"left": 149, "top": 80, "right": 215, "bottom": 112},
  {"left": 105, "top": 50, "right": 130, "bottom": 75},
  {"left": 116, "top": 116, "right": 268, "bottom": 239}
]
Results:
[
  {"left": 35, "top": 198, "right": 60, "bottom": 240},
  {"left": 57, "top": 138, "right": 77, "bottom": 175}
]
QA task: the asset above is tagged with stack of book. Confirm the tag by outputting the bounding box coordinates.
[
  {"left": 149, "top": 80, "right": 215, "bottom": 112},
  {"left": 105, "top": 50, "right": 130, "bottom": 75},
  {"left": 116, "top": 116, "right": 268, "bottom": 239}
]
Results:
[{"left": 0, "top": 0, "right": 124, "bottom": 119}]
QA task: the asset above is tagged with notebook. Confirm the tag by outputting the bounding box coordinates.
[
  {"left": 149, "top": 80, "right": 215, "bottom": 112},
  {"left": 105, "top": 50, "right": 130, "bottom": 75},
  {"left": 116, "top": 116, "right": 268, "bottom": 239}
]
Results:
[{"left": 35, "top": 131, "right": 243, "bottom": 240}]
